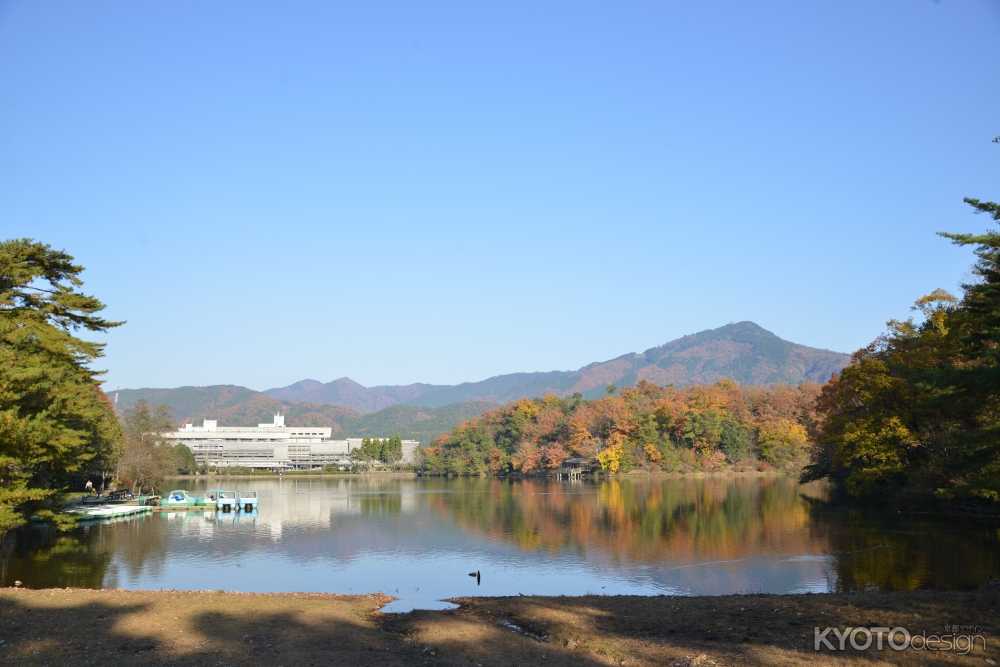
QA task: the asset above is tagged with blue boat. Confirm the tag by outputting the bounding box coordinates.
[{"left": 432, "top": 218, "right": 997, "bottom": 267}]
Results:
[{"left": 163, "top": 490, "right": 211, "bottom": 507}]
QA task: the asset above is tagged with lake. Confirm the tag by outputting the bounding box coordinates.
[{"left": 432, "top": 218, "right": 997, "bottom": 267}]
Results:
[{"left": 2, "top": 476, "right": 998, "bottom": 612}]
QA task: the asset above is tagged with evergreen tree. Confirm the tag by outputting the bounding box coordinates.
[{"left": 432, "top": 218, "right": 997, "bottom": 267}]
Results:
[
  {"left": 0, "top": 239, "right": 123, "bottom": 531},
  {"left": 805, "top": 196, "right": 1000, "bottom": 506},
  {"left": 382, "top": 435, "right": 403, "bottom": 464}
]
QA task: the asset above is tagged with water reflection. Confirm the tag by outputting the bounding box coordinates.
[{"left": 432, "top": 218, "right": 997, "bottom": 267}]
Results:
[
  {"left": 1, "top": 477, "right": 997, "bottom": 611},
  {"left": 428, "top": 477, "right": 824, "bottom": 563},
  {"left": 808, "top": 504, "right": 1000, "bottom": 593}
]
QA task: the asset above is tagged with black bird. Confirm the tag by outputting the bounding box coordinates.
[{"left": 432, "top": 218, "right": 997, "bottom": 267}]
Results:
[{"left": 468, "top": 570, "right": 481, "bottom": 585}]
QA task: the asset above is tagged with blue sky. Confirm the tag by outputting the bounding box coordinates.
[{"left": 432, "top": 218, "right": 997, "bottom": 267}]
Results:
[{"left": 2, "top": 1, "right": 998, "bottom": 390}]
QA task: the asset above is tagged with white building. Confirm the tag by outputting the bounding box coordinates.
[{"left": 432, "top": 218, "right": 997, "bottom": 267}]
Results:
[{"left": 161, "top": 414, "right": 419, "bottom": 469}]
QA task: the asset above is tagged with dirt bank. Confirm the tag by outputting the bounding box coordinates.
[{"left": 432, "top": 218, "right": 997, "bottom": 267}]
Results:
[{"left": 0, "top": 588, "right": 995, "bottom": 665}]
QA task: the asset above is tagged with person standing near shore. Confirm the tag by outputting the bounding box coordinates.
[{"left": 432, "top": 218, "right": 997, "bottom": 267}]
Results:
[{"left": 85, "top": 480, "right": 95, "bottom": 495}]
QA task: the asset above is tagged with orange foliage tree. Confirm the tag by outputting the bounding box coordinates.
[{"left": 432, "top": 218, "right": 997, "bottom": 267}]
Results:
[{"left": 422, "top": 380, "right": 820, "bottom": 476}]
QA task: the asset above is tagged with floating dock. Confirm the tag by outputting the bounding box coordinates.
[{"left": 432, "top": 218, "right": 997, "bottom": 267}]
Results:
[{"left": 66, "top": 504, "right": 154, "bottom": 521}]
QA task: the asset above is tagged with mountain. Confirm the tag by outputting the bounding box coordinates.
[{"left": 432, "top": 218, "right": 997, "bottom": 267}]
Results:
[
  {"left": 339, "top": 402, "right": 497, "bottom": 444},
  {"left": 111, "top": 386, "right": 493, "bottom": 444},
  {"left": 112, "top": 322, "right": 849, "bottom": 442},
  {"left": 112, "top": 385, "right": 359, "bottom": 432},
  {"left": 263, "top": 322, "right": 849, "bottom": 410},
  {"left": 263, "top": 377, "right": 434, "bottom": 413}
]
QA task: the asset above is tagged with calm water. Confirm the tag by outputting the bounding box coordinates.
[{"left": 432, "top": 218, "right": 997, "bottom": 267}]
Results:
[{"left": 2, "top": 477, "right": 998, "bottom": 612}]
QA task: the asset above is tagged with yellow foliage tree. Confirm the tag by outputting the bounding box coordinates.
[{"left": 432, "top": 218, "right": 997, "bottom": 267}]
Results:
[{"left": 758, "top": 418, "right": 810, "bottom": 470}]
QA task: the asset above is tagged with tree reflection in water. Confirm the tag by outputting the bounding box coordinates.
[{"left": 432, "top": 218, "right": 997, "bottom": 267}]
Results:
[
  {"left": 427, "top": 477, "right": 823, "bottom": 563},
  {"left": 806, "top": 503, "right": 1000, "bottom": 592},
  {"left": 428, "top": 476, "right": 1000, "bottom": 591},
  {"left": 0, "top": 513, "right": 169, "bottom": 589},
  {"left": 1, "top": 477, "right": 998, "bottom": 595}
]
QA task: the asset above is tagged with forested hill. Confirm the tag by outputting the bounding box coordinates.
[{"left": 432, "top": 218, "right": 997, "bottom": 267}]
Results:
[
  {"left": 263, "top": 322, "right": 849, "bottom": 411},
  {"left": 111, "top": 322, "right": 847, "bottom": 441},
  {"left": 111, "top": 386, "right": 494, "bottom": 444},
  {"left": 112, "top": 385, "right": 358, "bottom": 430}
]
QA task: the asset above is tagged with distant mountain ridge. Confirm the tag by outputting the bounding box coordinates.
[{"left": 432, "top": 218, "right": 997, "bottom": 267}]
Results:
[
  {"left": 110, "top": 386, "right": 493, "bottom": 445},
  {"left": 264, "top": 377, "right": 434, "bottom": 413},
  {"left": 111, "top": 322, "right": 849, "bottom": 442},
  {"left": 261, "top": 321, "right": 849, "bottom": 410}
]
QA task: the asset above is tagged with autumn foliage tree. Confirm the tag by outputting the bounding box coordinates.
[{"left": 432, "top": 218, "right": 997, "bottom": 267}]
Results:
[
  {"left": 421, "top": 380, "right": 820, "bottom": 476},
  {"left": 804, "top": 196, "right": 1000, "bottom": 508}
]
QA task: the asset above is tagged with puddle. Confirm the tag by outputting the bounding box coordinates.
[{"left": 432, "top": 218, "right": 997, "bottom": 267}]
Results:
[{"left": 379, "top": 598, "right": 459, "bottom": 613}]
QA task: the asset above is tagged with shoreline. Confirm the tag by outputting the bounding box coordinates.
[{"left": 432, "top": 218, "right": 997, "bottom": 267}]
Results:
[
  {"left": 167, "top": 471, "right": 418, "bottom": 480},
  {"left": 163, "top": 469, "right": 790, "bottom": 482},
  {"left": 0, "top": 587, "right": 994, "bottom": 665}
]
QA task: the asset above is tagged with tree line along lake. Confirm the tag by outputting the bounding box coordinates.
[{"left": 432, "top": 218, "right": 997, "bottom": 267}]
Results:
[{"left": 2, "top": 476, "right": 998, "bottom": 612}]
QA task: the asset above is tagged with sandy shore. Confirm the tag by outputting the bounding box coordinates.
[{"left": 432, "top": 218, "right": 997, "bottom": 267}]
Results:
[{"left": 0, "top": 588, "right": 996, "bottom": 665}]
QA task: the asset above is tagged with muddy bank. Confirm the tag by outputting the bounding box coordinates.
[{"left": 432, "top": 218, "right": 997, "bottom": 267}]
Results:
[{"left": 0, "top": 588, "right": 995, "bottom": 665}]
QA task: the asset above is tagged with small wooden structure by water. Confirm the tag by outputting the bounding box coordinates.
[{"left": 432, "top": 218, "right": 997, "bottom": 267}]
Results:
[{"left": 554, "top": 457, "right": 591, "bottom": 480}]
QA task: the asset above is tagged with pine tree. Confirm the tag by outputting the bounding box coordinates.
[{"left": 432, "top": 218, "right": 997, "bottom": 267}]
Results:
[
  {"left": 0, "top": 239, "right": 123, "bottom": 531},
  {"left": 805, "top": 196, "right": 1000, "bottom": 505}
]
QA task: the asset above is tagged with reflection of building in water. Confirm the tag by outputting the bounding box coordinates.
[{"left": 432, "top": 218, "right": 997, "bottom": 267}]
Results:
[
  {"left": 241, "top": 480, "right": 419, "bottom": 540},
  {"left": 161, "top": 414, "right": 419, "bottom": 469}
]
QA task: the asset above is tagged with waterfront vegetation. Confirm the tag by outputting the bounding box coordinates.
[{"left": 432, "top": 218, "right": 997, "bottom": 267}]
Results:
[
  {"left": 351, "top": 435, "right": 405, "bottom": 466},
  {"left": 116, "top": 400, "right": 197, "bottom": 492},
  {"left": 804, "top": 196, "right": 1000, "bottom": 510},
  {"left": 421, "top": 381, "right": 820, "bottom": 476},
  {"left": 0, "top": 240, "right": 197, "bottom": 533},
  {"left": 0, "top": 240, "right": 123, "bottom": 532}
]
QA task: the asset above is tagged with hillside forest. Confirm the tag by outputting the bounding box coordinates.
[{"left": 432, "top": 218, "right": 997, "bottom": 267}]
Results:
[{"left": 421, "top": 381, "right": 820, "bottom": 476}]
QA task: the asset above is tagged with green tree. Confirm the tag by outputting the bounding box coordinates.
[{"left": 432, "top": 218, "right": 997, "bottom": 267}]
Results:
[
  {"left": 172, "top": 444, "right": 197, "bottom": 475},
  {"left": 351, "top": 437, "right": 387, "bottom": 467},
  {"left": 0, "top": 239, "right": 123, "bottom": 532},
  {"left": 935, "top": 197, "right": 1000, "bottom": 502},
  {"left": 719, "top": 417, "right": 753, "bottom": 463},
  {"left": 682, "top": 410, "right": 724, "bottom": 451},
  {"left": 382, "top": 435, "right": 403, "bottom": 464},
  {"left": 806, "top": 196, "right": 1000, "bottom": 506}
]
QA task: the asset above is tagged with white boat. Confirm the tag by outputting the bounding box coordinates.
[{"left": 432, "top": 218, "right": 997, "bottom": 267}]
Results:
[
  {"left": 237, "top": 490, "right": 258, "bottom": 512},
  {"left": 67, "top": 504, "right": 153, "bottom": 521},
  {"left": 216, "top": 490, "right": 237, "bottom": 512}
]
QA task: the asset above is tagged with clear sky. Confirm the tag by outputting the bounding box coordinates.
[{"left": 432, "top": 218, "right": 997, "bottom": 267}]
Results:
[{"left": 2, "top": 1, "right": 998, "bottom": 391}]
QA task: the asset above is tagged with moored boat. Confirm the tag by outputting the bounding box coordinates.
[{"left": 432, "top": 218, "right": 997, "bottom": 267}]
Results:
[
  {"left": 237, "top": 490, "right": 258, "bottom": 512},
  {"left": 216, "top": 490, "right": 237, "bottom": 512},
  {"left": 163, "top": 490, "right": 210, "bottom": 507}
]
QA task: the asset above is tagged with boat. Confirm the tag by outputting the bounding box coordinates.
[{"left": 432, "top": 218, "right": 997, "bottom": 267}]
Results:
[
  {"left": 162, "top": 489, "right": 210, "bottom": 507},
  {"left": 66, "top": 504, "right": 153, "bottom": 521},
  {"left": 237, "top": 490, "right": 258, "bottom": 512},
  {"left": 216, "top": 490, "right": 237, "bottom": 512}
]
